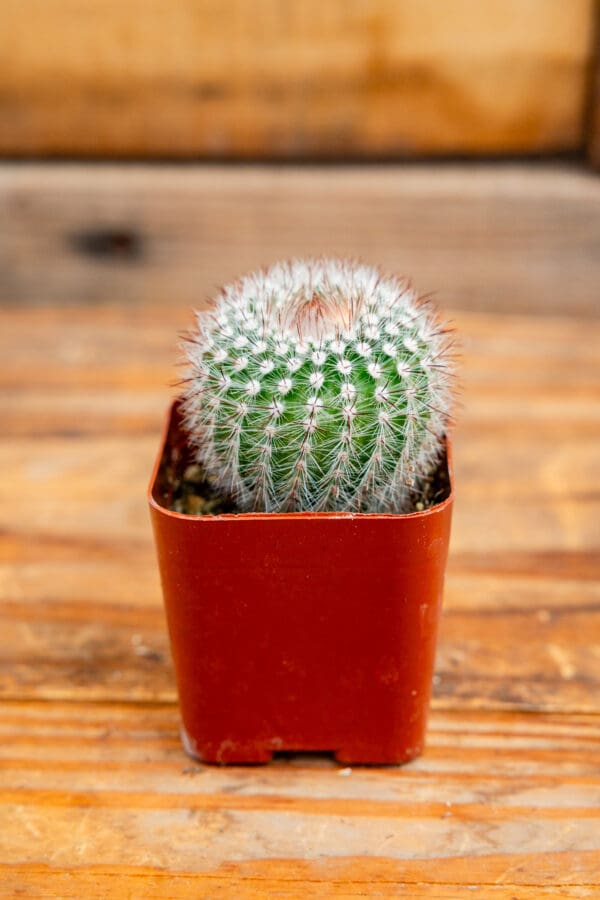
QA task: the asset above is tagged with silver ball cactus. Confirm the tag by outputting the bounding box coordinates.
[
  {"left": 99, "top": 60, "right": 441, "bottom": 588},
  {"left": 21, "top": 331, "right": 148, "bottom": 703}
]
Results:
[{"left": 181, "top": 258, "right": 455, "bottom": 513}]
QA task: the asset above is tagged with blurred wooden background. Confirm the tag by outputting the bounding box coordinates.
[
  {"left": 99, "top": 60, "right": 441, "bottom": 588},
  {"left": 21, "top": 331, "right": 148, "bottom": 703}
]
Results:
[
  {"left": 0, "top": 0, "right": 597, "bottom": 159},
  {"left": 2, "top": 162, "right": 599, "bottom": 314},
  {"left": 1, "top": 0, "right": 599, "bottom": 313},
  {"left": 2, "top": 3, "right": 600, "bottom": 897}
]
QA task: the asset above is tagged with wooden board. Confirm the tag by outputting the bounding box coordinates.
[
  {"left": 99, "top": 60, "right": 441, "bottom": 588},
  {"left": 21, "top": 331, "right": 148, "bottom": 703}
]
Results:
[
  {"left": 0, "top": 306, "right": 599, "bottom": 711},
  {"left": 0, "top": 0, "right": 595, "bottom": 158},
  {"left": 1, "top": 703, "right": 600, "bottom": 897},
  {"left": 588, "top": 16, "right": 600, "bottom": 167},
  {"left": 2, "top": 163, "right": 600, "bottom": 316},
  {"left": 0, "top": 291, "right": 599, "bottom": 895}
]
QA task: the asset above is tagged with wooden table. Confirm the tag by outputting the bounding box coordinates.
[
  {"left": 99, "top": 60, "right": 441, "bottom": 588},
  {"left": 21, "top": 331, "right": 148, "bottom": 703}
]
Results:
[{"left": 1, "top": 167, "right": 600, "bottom": 897}]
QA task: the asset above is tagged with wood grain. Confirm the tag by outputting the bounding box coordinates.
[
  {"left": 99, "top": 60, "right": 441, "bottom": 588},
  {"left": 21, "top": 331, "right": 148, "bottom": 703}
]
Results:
[
  {"left": 1, "top": 205, "right": 599, "bottom": 894},
  {"left": 0, "top": 0, "right": 594, "bottom": 158},
  {"left": 1, "top": 703, "right": 600, "bottom": 895},
  {"left": 587, "top": 5, "right": 600, "bottom": 166},
  {"left": 0, "top": 306, "right": 599, "bottom": 719},
  {"left": 2, "top": 164, "right": 600, "bottom": 315},
  {"left": 0, "top": 873, "right": 595, "bottom": 899}
]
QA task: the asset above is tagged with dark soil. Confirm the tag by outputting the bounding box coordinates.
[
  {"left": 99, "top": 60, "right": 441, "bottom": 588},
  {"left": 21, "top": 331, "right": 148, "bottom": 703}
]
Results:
[
  {"left": 410, "top": 457, "right": 451, "bottom": 513},
  {"left": 169, "top": 462, "right": 238, "bottom": 516}
]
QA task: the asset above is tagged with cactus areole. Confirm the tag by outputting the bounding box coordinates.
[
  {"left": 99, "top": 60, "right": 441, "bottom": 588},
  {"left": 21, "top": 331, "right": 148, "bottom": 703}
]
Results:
[
  {"left": 181, "top": 258, "right": 455, "bottom": 514},
  {"left": 149, "top": 258, "right": 456, "bottom": 765}
]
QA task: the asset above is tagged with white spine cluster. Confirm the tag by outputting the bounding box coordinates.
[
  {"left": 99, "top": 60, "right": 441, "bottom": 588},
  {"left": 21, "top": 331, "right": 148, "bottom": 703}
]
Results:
[{"left": 181, "top": 258, "right": 455, "bottom": 513}]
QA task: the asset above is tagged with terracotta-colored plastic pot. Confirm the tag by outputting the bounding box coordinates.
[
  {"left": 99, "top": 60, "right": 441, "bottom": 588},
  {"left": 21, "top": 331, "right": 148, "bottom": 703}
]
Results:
[{"left": 149, "top": 401, "right": 453, "bottom": 765}]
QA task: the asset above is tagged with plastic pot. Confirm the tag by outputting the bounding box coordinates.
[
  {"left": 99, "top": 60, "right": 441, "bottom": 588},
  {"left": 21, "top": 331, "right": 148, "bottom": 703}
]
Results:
[{"left": 149, "top": 401, "right": 454, "bottom": 765}]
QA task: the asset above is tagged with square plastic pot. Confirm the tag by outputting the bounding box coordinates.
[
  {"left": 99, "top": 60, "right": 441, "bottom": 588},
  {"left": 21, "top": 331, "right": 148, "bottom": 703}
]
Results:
[{"left": 149, "top": 401, "right": 453, "bottom": 765}]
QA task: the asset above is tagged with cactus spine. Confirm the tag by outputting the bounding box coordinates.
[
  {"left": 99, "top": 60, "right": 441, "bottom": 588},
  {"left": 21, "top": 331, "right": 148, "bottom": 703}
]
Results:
[{"left": 181, "top": 258, "right": 455, "bottom": 513}]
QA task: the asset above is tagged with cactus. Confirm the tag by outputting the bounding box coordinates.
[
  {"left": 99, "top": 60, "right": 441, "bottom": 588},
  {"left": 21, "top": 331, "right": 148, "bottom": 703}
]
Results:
[{"left": 180, "top": 258, "right": 455, "bottom": 513}]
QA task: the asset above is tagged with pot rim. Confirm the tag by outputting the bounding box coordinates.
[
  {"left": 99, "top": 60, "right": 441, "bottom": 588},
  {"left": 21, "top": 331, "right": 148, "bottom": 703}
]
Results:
[{"left": 148, "top": 400, "right": 454, "bottom": 523}]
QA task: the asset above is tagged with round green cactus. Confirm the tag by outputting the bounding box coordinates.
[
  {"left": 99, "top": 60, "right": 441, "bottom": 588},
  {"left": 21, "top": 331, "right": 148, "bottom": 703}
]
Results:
[{"left": 181, "top": 258, "right": 455, "bottom": 513}]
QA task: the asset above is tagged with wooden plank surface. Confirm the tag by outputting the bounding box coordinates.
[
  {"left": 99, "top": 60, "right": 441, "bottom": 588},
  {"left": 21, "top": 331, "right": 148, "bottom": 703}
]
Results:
[
  {"left": 1, "top": 413, "right": 600, "bottom": 708},
  {"left": 1, "top": 703, "right": 600, "bottom": 897},
  {"left": 1, "top": 287, "right": 599, "bottom": 895},
  {"left": 2, "top": 164, "right": 600, "bottom": 316},
  {"left": 0, "top": 0, "right": 594, "bottom": 158},
  {"left": 587, "top": 11, "right": 600, "bottom": 167}
]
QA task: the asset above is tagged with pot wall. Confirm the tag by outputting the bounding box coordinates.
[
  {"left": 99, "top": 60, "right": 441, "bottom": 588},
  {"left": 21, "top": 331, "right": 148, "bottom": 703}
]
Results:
[{"left": 149, "top": 402, "right": 453, "bottom": 764}]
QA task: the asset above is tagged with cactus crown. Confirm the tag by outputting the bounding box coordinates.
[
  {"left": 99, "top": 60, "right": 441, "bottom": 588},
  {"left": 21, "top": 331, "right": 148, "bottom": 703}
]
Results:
[{"left": 181, "top": 258, "right": 455, "bottom": 513}]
